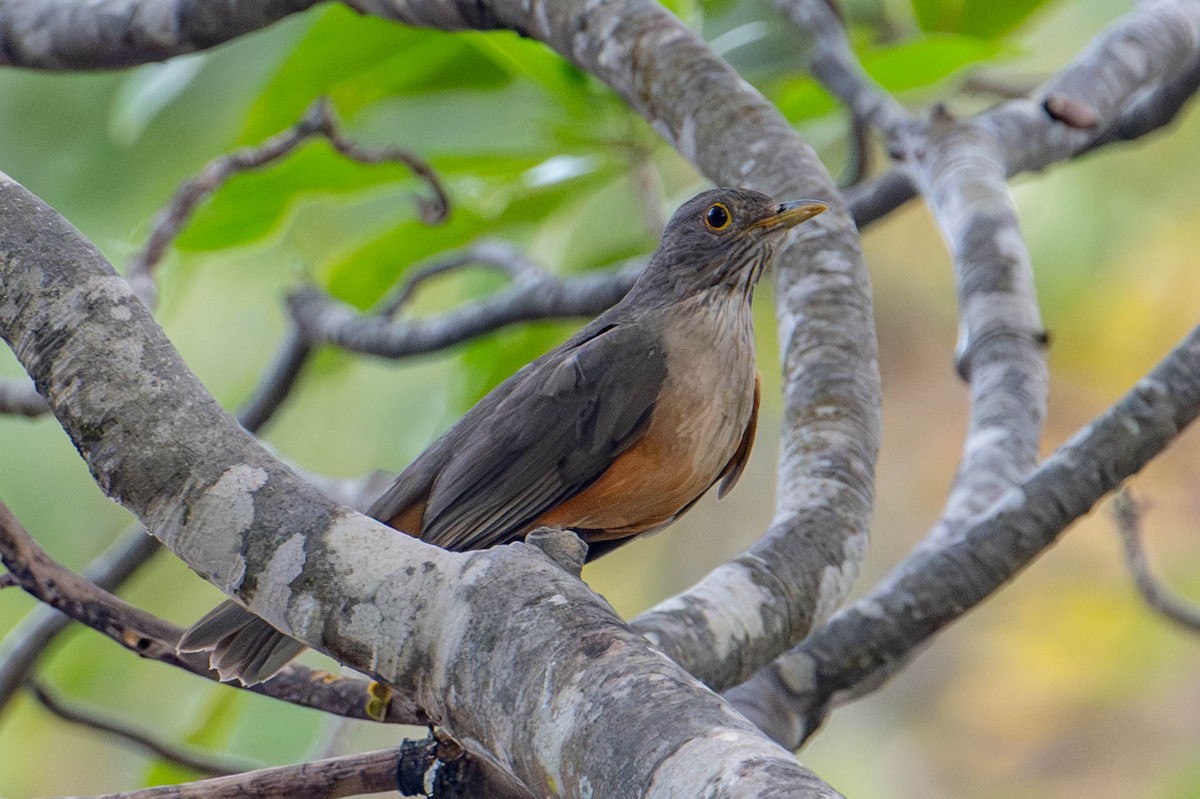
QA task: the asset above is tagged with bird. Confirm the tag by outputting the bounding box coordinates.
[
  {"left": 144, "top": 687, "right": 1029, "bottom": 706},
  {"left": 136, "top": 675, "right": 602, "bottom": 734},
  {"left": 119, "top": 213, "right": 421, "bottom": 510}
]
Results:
[{"left": 179, "top": 187, "right": 827, "bottom": 684}]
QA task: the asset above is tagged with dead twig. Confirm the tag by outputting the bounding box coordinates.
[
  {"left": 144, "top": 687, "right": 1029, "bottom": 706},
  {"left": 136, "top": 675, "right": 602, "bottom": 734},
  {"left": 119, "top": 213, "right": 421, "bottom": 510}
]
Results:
[
  {"left": 125, "top": 96, "right": 449, "bottom": 309},
  {"left": 1113, "top": 490, "right": 1200, "bottom": 634}
]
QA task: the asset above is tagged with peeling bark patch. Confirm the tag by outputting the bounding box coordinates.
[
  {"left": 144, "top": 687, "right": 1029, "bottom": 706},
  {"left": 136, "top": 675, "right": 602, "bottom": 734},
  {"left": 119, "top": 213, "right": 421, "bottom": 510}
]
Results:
[
  {"left": 812, "top": 530, "right": 868, "bottom": 625},
  {"left": 644, "top": 726, "right": 807, "bottom": 798},
  {"left": 324, "top": 511, "right": 413, "bottom": 592},
  {"left": 176, "top": 464, "right": 267, "bottom": 591},
  {"left": 255, "top": 533, "right": 308, "bottom": 624}
]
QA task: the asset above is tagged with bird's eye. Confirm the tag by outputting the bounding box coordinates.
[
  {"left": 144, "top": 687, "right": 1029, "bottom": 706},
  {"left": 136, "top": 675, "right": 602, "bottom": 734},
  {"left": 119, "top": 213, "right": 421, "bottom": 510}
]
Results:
[{"left": 704, "top": 202, "right": 731, "bottom": 231}]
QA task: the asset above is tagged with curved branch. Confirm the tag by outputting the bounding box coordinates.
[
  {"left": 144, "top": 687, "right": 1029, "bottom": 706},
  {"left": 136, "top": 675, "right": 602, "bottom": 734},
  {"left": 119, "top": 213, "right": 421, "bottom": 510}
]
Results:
[
  {"left": 0, "top": 499, "right": 429, "bottom": 726},
  {"left": 775, "top": 0, "right": 911, "bottom": 138},
  {"left": 363, "top": 0, "right": 880, "bottom": 692},
  {"left": 289, "top": 266, "right": 638, "bottom": 358},
  {"left": 1112, "top": 490, "right": 1200, "bottom": 634},
  {"left": 127, "top": 97, "right": 448, "bottom": 309},
  {"left": 0, "top": 173, "right": 838, "bottom": 797},
  {"left": 0, "top": 0, "right": 321, "bottom": 70}
]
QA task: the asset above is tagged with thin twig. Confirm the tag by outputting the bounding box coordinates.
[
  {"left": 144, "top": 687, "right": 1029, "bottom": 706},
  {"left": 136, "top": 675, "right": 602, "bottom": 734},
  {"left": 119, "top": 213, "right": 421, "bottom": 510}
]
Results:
[
  {"left": 0, "top": 499, "right": 427, "bottom": 726},
  {"left": 125, "top": 97, "right": 449, "bottom": 309},
  {"left": 1112, "top": 490, "right": 1200, "bottom": 634},
  {"left": 377, "top": 239, "right": 544, "bottom": 319},
  {"left": 235, "top": 326, "right": 314, "bottom": 434},
  {"left": 0, "top": 526, "right": 160, "bottom": 711},
  {"left": 29, "top": 680, "right": 259, "bottom": 777},
  {"left": 290, "top": 261, "right": 640, "bottom": 359}
]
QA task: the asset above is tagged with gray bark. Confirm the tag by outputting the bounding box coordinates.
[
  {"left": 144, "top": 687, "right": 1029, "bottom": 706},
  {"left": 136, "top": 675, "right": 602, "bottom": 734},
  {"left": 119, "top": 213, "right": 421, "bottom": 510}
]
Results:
[{"left": 0, "top": 168, "right": 838, "bottom": 797}]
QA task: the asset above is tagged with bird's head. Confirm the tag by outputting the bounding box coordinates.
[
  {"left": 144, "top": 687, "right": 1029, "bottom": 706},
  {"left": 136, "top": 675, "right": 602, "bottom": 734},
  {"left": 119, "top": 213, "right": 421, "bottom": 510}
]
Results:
[{"left": 635, "top": 188, "right": 828, "bottom": 304}]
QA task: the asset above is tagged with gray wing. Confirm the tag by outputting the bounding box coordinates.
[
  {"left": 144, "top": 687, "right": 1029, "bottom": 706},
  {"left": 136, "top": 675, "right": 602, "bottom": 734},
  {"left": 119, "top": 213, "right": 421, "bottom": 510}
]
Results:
[{"left": 375, "top": 320, "right": 667, "bottom": 551}]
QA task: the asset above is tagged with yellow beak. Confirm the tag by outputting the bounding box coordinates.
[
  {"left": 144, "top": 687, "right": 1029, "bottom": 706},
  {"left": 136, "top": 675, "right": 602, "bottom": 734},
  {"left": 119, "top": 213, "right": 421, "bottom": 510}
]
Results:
[{"left": 749, "top": 199, "right": 828, "bottom": 232}]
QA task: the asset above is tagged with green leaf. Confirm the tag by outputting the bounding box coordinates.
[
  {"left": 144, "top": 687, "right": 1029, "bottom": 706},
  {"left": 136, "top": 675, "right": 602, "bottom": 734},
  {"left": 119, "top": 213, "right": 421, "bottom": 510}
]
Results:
[
  {"left": 863, "top": 33, "right": 1007, "bottom": 93},
  {"left": 772, "top": 33, "right": 1006, "bottom": 122},
  {"left": 912, "top": 0, "right": 1059, "bottom": 38},
  {"left": 242, "top": 6, "right": 510, "bottom": 141},
  {"left": 141, "top": 688, "right": 242, "bottom": 786}
]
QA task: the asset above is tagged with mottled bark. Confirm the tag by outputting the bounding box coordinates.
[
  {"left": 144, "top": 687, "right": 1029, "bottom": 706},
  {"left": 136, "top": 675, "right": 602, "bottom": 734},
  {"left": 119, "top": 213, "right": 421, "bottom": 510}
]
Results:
[
  {"left": 371, "top": 0, "right": 881, "bottom": 691},
  {"left": 0, "top": 171, "right": 837, "bottom": 796},
  {"left": 724, "top": 0, "right": 1200, "bottom": 746},
  {"left": 0, "top": 0, "right": 320, "bottom": 69},
  {"left": 738, "top": 322, "right": 1200, "bottom": 745}
]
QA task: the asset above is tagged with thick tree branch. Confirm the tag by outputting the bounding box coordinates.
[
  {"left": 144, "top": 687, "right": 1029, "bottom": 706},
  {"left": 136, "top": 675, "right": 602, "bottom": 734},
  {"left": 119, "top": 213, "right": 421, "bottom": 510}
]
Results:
[
  {"left": 736, "top": 322, "right": 1200, "bottom": 746},
  {"left": 0, "top": 0, "right": 321, "bottom": 70},
  {"left": 0, "top": 498, "right": 429, "bottom": 725},
  {"left": 910, "top": 111, "right": 1047, "bottom": 527},
  {"left": 1113, "top": 490, "right": 1200, "bottom": 634},
  {"left": 848, "top": 0, "right": 1200, "bottom": 229},
  {"left": 368, "top": 0, "right": 880, "bottom": 692},
  {"left": 0, "top": 174, "right": 838, "bottom": 796}
]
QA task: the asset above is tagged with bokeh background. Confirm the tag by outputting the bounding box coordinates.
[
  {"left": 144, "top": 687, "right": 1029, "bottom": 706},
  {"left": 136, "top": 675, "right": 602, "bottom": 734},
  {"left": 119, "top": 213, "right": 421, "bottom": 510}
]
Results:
[{"left": 1, "top": 0, "right": 1199, "bottom": 796}]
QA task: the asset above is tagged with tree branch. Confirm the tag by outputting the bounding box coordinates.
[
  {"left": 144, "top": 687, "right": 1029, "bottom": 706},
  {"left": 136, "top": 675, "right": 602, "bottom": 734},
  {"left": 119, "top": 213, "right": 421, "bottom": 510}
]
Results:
[
  {"left": 723, "top": 0, "right": 1200, "bottom": 745},
  {"left": 0, "top": 172, "right": 839, "bottom": 797},
  {"left": 848, "top": 0, "right": 1200, "bottom": 229},
  {"left": 1112, "top": 490, "right": 1200, "bottom": 634},
  {"left": 62, "top": 747, "right": 402, "bottom": 799},
  {"left": 0, "top": 524, "right": 159, "bottom": 710},
  {"left": 738, "top": 322, "right": 1200, "bottom": 746},
  {"left": 0, "top": 0, "right": 321, "bottom": 70},
  {"left": 776, "top": 0, "right": 911, "bottom": 138},
  {"left": 29, "top": 680, "right": 259, "bottom": 778},
  {"left": 369, "top": 0, "right": 880, "bottom": 693},
  {"left": 289, "top": 262, "right": 639, "bottom": 358},
  {"left": 126, "top": 96, "right": 448, "bottom": 309},
  {"left": 0, "top": 499, "right": 428, "bottom": 726}
]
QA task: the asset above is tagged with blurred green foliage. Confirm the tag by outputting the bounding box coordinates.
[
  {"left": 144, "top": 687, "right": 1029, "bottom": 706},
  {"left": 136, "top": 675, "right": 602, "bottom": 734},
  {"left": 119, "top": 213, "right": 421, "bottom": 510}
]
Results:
[{"left": 2, "top": 1, "right": 1200, "bottom": 798}]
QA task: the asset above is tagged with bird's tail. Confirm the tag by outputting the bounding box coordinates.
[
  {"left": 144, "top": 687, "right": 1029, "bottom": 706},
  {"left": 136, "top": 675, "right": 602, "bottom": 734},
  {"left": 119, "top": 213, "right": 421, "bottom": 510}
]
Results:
[{"left": 177, "top": 600, "right": 307, "bottom": 685}]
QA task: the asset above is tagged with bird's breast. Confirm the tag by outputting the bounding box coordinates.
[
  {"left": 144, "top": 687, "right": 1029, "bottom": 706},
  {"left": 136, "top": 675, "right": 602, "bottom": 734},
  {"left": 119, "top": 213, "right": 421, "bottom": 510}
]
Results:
[{"left": 535, "top": 292, "right": 758, "bottom": 538}]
